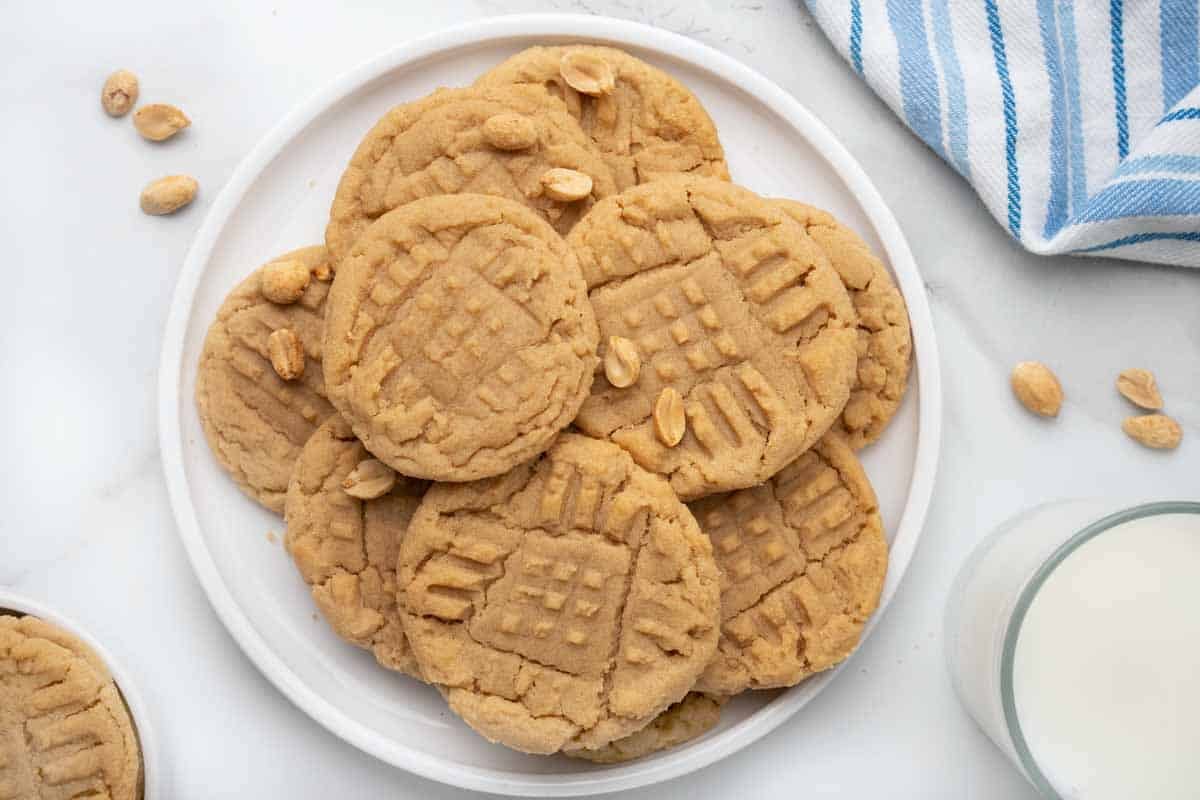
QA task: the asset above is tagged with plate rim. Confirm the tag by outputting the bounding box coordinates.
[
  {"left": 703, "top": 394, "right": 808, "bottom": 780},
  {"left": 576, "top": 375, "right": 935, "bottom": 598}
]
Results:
[{"left": 158, "top": 13, "right": 942, "bottom": 796}]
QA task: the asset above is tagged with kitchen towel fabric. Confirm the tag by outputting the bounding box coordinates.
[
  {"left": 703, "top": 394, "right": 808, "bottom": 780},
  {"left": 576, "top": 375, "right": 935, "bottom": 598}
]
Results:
[{"left": 805, "top": 0, "right": 1200, "bottom": 266}]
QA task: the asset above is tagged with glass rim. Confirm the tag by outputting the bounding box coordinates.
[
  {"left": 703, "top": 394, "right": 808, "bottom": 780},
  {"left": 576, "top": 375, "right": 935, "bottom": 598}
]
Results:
[{"left": 999, "top": 500, "right": 1200, "bottom": 798}]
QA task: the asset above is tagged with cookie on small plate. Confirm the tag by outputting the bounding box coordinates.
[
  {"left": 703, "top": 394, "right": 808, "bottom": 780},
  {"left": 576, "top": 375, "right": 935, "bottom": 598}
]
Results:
[
  {"left": 567, "top": 692, "right": 724, "bottom": 764},
  {"left": 196, "top": 246, "right": 335, "bottom": 513},
  {"left": 397, "top": 434, "right": 720, "bottom": 755},
  {"left": 326, "top": 85, "right": 616, "bottom": 263},
  {"left": 478, "top": 45, "right": 730, "bottom": 189},
  {"left": 776, "top": 201, "right": 912, "bottom": 449},
  {"left": 691, "top": 431, "right": 888, "bottom": 694},
  {"left": 323, "top": 194, "right": 599, "bottom": 482},
  {"left": 284, "top": 415, "right": 427, "bottom": 677},
  {"left": 0, "top": 615, "right": 141, "bottom": 800},
  {"left": 567, "top": 177, "right": 859, "bottom": 500}
]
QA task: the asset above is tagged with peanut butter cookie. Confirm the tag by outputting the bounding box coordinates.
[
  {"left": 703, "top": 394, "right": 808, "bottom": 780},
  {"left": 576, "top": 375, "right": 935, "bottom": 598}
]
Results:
[
  {"left": 397, "top": 434, "right": 720, "bottom": 755},
  {"left": 323, "top": 195, "right": 599, "bottom": 482},
  {"left": 567, "top": 177, "right": 859, "bottom": 500},
  {"left": 284, "top": 415, "right": 427, "bottom": 677},
  {"left": 0, "top": 615, "right": 141, "bottom": 800},
  {"left": 776, "top": 201, "right": 912, "bottom": 449},
  {"left": 196, "top": 246, "right": 335, "bottom": 513},
  {"left": 567, "top": 692, "right": 724, "bottom": 764},
  {"left": 326, "top": 85, "right": 616, "bottom": 263},
  {"left": 478, "top": 45, "right": 729, "bottom": 190},
  {"left": 691, "top": 431, "right": 888, "bottom": 694}
]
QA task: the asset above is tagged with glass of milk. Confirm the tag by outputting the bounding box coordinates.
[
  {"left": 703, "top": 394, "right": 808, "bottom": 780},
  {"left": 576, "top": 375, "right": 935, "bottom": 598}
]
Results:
[{"left": 945, "top": 500, "right": 1200, "bottom": 799}]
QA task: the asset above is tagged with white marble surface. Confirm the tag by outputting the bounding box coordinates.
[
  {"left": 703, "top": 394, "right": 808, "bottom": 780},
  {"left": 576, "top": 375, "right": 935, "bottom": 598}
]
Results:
[{"left": 2, "top": 1, "right": 1196, "bottom": 797}]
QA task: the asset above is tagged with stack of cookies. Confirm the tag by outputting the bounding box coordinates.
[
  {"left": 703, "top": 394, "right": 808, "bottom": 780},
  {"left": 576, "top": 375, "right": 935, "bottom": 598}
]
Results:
[{"left": 195, "top": 44, "right": 912, "bottom": 763}]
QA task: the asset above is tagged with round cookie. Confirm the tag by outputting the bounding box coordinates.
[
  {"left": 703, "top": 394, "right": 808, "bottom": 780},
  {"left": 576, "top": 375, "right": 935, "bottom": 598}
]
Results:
[
  {"left": 284, "top": 415, "right": 427, "bottom": 677},
  {"left": 690, "top": 431, "right": 888, "bottom": 695},
  {"left": 397, "top": 433, "right": 721, "bottom": 755},
  {"left": 323, "top": 195, "right": 599, "bottom": 482},
  {"left": 326, "top": 85, "right": 617, "bottom": 263},
  {"left": 776, "top": 201, "right": 912, "bottom": 449},
  {"left": 478, "top": 45, "right": 730, "bottom": 190},
  {"left": 567, "top": 692, "right": 724, "bottom": 764},
  {"left": 0, "top": 615, "right": 141, "bottom": 800},
  {"left": 567, "top": 177, "right": 860, "bottom": 500},
  {"left": 196, "top": 246, "right": 336, "bottom": 513}
]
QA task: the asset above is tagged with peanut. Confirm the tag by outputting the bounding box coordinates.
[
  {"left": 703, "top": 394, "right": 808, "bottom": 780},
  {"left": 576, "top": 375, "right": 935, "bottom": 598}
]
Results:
[
  {"left": 482, "top": 113, "right": 538, "bottom": 150},
  {"left": 133, "top": 103, "right": 190, "bottom": 141},
  {"left": 654, "top": 387, "right": 686, "bottom": 447},
  {"left": 560, "top": 51, "right": 616, "bottom": 96},
  {"left": 101, "top": 69, "right": 139, "bottom": 117},
  {"left": 603, "top": 336, "right": 641, "bottom": 388},
  {"left": 260, "top": 259, "right": 311, "bottom": 305},
  {"left": 342, "top": 459, "right": 397, "bottom": 500},
  {"left": 540, "top": 168, "right": 592, "bottom": 202},
  {"left": 268, "top": 328, "right": 305, "bottom": 380},
  {"left": 1116, "top": 368, "right": 1163, "bottom": 410},
  {"left": 139, "top": 175, "right": 197, "bottom": 215},
  {"left": 1122, "top": 414, "right": 1182, "bottom": 450},
  {"left": 1011, "top": 361, "right": 1063, "bottom": 417}
]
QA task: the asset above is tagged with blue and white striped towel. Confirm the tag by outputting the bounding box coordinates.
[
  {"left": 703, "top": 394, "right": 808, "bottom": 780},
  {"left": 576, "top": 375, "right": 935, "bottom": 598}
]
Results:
[{"left": 806, "top": 1, "right": 1200, "bottom": 267}]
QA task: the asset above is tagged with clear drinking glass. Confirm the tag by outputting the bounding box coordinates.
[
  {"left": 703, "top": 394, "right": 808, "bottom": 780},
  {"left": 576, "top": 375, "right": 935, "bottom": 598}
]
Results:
[{"left": 944, "top": 499, "right": 1200, "bottom": 799}]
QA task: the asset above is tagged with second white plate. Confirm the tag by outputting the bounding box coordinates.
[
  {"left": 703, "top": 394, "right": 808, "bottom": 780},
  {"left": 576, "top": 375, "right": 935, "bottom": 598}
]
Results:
[{"left": 159, "top": 14, "right": 941, "bottom": 797}]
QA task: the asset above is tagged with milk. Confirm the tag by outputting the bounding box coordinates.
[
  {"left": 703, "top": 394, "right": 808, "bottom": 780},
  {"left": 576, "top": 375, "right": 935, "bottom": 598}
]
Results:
[
  {"left": 1012, "top": 513, "right": 1200, "bottom": 799},
  {"left": 945, "top": 501, "right": 1200, "bottom": 799}
]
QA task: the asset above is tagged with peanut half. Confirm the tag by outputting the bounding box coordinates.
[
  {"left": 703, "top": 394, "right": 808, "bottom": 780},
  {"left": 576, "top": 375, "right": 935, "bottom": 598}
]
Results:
[
  {"left": 1116, "top": 368, "right": 1163, "bottom": 410},
  {"left": 139, "top": 175, "right": 197, "bottom": 215},
  {"left": 540, "top": 168, "right": 592, "bottom": 202},
  {"left": 482, "top": 113, "right": 538, "bottom": 151},
  {"left": 559, "top": 51, "right": 616, "bottom": 96},
  {"left": 268, "top": 328, "right": 305, "bottom": 380},
  {"left": 134, "top": 103, "right": 190, "bottom": 141},
  {"left": 1122, "top": 414, "right": 1182, "bottom": 450},
  {"left": 603, "top": 336, "right": 641, "bottom": 388},
  {"left": 342, "top": 458, "right": 397, "bottom": 500},
  {"left": 1011, "top": 361, "right": 1063, "bottom": 417},
  {"left": 101, "top": 69, "right": 139, "bottom": 117},
  {"left": 654, "top": 387, "right": 686, "bottom": 447},
  {"left": 260, "top": 259, "right": 311, "bottom": 305}
]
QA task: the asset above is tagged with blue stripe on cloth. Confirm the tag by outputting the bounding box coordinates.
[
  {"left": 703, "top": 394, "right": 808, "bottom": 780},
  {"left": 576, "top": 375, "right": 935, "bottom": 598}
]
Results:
[
  {"left": 985, "top": 0, "right": 1022, "bottom": 237},
  {"left": 1115, "top": 154, "right": 1200, "bottom": 175},
  {"left": 1073, "top": 232, "right": 1200, "bottom": 253},
  {"left": 930, "top": 0, "right": 971, "bottom": 177},
  {"left": 1160, "top": 1, "right": 1199, "bottom": 112},
  {"left": 1110, "top": 0, "right": 1129, "bottom": 159},
  {"left": 850, "top": 0, "right": 864, "bottom": 75},
  {"left": 1038, "top": 0, "right": 1069, "bottom": 236},
  {"left": 1075, "top": 178, "right": 1200, "bottom": 222},
  {"left": 1161, "top": 107, "right": 1200, "bottom": 123},
  {"left": 887, "top": 0, "right": 945, "bottom": 158},
  {"left": 1059, "top": 1, "right": 1088, "bottom": 212}
]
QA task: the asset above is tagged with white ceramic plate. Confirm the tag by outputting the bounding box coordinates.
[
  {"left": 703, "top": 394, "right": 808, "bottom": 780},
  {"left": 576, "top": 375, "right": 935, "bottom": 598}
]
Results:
[
  {"left": 159, "top": 14, "right": 941, "bottom": 796},
  {"left": 0, "top": 589, "right": 163, "bottom": 799}
]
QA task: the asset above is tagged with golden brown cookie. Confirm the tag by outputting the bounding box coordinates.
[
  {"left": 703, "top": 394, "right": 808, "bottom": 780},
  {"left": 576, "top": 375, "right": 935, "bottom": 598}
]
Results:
[
  {"left": 323, "top": 195, "right": 599, "bottom": 482},
  {"left": 0, "top": 615, "right": 141, "bottom": 800},
  {"left": 776, "top": 201, "right": 912, "bottom": 449},
  {"left": 397, "top": 434, "right": 721, "bottom": 755},
  {"left": 284, "top": 415, "right": 427, "bottom": 677},
  {"left": 326, "top": 85, "right": 616, "bottom": 263},
  {"left": 195, "top": 246, "right": 336, "bottom": 513},
  {"left": 478, "top": 45, "right": 729, "bottom": 190},
  {"left": 567, "top": 692, "right": 724, "bottom": 764},
  {"left": 567, "top": 177, "right": 859, "bottom": 500},
  {"left": 691, "top": 431, "right": 888, "bottom": 694}
]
